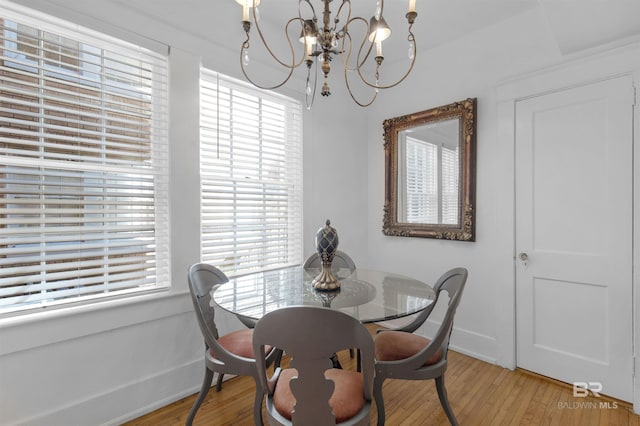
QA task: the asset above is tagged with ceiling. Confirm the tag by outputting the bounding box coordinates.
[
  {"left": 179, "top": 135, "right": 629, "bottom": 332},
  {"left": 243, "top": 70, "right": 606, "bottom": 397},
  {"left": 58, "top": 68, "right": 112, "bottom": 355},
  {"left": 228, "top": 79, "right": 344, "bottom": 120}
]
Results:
[
  {"left": 18, "top": 0, "right": 640, "bottom": 67},
  {"left": 108, "top": 0, "right": 541, "bottom": 52}
]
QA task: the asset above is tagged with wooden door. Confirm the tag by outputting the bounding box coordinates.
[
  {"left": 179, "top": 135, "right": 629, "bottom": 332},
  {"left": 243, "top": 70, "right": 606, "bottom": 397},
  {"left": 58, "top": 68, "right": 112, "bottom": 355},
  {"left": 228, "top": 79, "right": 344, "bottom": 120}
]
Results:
[{"left": 515, "top": 76, "right": 634, "bottom": 401}]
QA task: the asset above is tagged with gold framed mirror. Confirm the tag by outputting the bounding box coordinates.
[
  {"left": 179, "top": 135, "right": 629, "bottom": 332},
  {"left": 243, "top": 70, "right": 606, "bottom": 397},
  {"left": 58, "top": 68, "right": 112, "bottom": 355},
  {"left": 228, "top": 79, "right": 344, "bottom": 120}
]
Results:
[{"left": 383, "top": 98, "right": 477, "bottom": 240}]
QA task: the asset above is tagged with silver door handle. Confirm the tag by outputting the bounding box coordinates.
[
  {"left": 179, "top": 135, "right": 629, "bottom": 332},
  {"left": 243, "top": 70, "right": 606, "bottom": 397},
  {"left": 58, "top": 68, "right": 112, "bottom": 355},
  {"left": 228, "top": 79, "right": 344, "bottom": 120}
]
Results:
[{"left": 518, "top": 252, "right": 528, "bottom": 262}]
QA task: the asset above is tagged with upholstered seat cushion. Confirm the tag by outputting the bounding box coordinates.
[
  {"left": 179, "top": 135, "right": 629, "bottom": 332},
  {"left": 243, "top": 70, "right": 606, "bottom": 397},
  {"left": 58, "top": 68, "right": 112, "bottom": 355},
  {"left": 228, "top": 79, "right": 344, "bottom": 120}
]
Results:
[
  {"left": 273, "top": 368, "right": 365, "bottom": 422},
  {"left": 211, "top": 329, "right": 271, "bottom": 359},
  {"left": 374, "top": 330, "right": 443, "bottom": 366}
]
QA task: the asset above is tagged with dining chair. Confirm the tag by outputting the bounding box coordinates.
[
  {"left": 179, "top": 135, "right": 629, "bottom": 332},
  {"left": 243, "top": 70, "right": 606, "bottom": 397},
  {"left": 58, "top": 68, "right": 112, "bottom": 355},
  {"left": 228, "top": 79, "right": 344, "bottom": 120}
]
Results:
[
  {"left": 253, "top": 306, "right": 375, "bottom": 425},
  {"left": 372, "top": 267, "right": 468, "bottom": 426},
  {"left": 186, "top": 263, "right": 281, "bottom": 426}
]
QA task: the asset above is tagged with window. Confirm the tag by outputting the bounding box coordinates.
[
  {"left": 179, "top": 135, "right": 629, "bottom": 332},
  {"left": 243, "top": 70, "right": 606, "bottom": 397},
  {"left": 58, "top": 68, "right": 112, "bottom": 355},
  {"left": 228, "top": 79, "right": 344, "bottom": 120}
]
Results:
[
  {"left": 200, "top": 70, "right": 302, "bottom": 276},
  {"left": 0, "top": 7, "right": 169, "bottom": 315},
  {"left": 405, "top": 137, "right": 438, "bottom": 223},
  {"left": 403, "top": 136, "right": 459, "bottom": 224}
]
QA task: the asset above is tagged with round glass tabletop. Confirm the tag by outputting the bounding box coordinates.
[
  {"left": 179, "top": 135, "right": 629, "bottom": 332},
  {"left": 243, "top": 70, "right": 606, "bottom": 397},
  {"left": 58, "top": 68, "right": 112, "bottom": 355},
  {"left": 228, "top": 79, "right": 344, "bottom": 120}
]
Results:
[{"left": 212, "top": 266, "right": 434, "bottom": 323}]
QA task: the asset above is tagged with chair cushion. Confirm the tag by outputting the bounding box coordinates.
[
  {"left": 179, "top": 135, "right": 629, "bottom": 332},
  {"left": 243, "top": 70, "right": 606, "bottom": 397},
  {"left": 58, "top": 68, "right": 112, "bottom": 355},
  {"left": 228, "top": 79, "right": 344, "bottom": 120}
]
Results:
[
  {"left": 211, "top": 329, "right": 271, "bottom": 359},
  {"left": 375, "top": 330, "right": 443, "bottom": 366},
  {"left": 273, "top": 368, "right": 366, "bottom": 422}
]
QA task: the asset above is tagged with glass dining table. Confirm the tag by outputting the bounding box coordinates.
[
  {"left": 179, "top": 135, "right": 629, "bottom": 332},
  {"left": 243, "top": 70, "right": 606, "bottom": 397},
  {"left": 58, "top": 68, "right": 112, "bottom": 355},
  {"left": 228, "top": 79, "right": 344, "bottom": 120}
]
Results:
[{"left": 212, "top": 265, "right": 435, "bottom": 324}]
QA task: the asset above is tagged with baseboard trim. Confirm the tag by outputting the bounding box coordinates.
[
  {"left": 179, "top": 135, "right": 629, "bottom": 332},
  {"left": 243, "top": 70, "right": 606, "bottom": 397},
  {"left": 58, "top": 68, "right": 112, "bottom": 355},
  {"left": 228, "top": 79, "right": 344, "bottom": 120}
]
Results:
[
  {"left": 423, "top": 318, "right": 497, "bottom": 365},
  {"left": 516, "top": 368, "right": 633, "bottom": 410},
  {"left": 15, "top": 358, "right": 203, "bottom": 426}
]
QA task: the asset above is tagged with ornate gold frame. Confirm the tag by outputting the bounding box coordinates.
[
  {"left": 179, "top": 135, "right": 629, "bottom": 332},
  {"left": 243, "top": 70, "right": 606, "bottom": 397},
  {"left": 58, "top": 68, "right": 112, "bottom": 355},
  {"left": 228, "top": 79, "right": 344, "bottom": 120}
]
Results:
[{"left": 382, "top": 98, "right": 477, "bottom": 241}]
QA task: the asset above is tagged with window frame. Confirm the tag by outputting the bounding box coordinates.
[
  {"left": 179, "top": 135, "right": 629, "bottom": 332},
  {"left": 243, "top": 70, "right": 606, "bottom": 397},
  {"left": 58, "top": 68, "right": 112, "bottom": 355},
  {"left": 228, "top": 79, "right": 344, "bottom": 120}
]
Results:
[{"left": 0, "top": 6, "right": 170, "bottom": 316}]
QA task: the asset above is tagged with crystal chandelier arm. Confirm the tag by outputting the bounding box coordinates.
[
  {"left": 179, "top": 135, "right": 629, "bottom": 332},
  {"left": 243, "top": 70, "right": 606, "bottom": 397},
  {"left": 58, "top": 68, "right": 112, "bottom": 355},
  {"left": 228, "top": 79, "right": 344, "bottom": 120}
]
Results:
[
  {"left": 355, "top": 26, "right": 417, "bottom": 90},
  {"left": 239, "top": 44, "right": 295, "bottom": 91},
  {"left": 240, "top": 16, "right": 311, "bottom": 91},
  {"left": 340, "top": 23, "right": 379, "bottom": 108},
  {"left": 299, "top": 0, "right": 318, "bottom": 22},
  {"left": 334, "top": 0, "right": 353, "bottom": 34},
  {"left": 338, "top": 17, "right": 375, "bottom": 72},
  {"left": 343, "top": 64, "right": 379, "bottom": 107},
  {"left": 250, "top": 14, "right": 307, "bottom": 70}
]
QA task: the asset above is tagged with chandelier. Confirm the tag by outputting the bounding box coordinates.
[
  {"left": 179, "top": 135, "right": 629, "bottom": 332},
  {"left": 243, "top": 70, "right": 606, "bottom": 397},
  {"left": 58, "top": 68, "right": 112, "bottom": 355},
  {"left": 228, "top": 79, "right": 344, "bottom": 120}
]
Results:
[{"left": 234, "top": 0, "right": 418, "bottom": 108}]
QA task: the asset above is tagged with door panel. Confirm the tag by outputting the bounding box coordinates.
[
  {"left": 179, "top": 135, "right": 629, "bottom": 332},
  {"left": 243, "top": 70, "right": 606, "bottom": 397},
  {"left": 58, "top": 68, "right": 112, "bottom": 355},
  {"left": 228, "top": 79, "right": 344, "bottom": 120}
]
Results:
[{"left": 515, "top": 76, "right": 634, "bottom": 402}]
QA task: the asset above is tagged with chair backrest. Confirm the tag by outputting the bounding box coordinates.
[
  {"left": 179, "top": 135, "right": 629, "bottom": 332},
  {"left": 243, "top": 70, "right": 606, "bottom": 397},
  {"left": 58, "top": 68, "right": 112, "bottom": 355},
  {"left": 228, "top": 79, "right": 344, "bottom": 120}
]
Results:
[
  {"left": 394, "top": 267, "right": 465, "bottom": 334},
  {"left": 253, "top": 306, "right": 375, "bottom": 425},
  {"left": 402, "top": 267, "right": 468, "bottom": 370},
  {"left": 304, "top": 250, "right": 356, "bottom": 279},
  {"left": 187, "top": 263, "right": 229, "bottom": 349}
]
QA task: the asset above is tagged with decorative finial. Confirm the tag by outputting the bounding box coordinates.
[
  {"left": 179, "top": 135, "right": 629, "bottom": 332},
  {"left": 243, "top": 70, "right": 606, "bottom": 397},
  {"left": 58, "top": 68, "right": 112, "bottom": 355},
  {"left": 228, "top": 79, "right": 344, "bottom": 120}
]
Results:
[{"left": 312, "top": 219, "right": 340, "bottom": 290}]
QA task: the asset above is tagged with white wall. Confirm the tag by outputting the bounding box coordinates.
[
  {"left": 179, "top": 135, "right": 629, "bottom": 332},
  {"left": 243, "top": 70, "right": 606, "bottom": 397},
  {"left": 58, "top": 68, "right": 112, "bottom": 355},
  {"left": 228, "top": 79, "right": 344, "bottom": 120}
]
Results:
[
  {"left": 0, "top": 1, "right": 637, "bottom": 424},
  {"left": 302, "top": 89, "right": 369, "bottom": 264}
]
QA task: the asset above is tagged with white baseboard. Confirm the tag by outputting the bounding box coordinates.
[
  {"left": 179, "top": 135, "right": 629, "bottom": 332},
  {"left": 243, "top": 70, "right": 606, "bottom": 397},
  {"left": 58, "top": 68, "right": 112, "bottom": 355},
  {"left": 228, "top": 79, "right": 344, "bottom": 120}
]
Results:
[
  {"left": 448, "top": 324, "right": 498, "bottom": 365},
  {"left": 105, "top": 359, "right": 203, "bottom": 426},
  {"left": 15, "top": 359, "right": 203, "bottom": 426}
]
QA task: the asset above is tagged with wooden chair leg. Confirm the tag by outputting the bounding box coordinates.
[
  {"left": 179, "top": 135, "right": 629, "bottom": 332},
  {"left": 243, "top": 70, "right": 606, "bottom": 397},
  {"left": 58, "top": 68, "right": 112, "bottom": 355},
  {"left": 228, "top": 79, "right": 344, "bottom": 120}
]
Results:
[
  {"left": 215, "top": 372, "right": 224, "bottom": 391},
  {"left": 373, "top": 375, "right": 386, "bottom": 426},
  {"left": 186, "top": 367, "right": 214, "bottom": 426},
  {"left": 435, "top": 375, "right": 458, "bottom": 426},
  {"left": 253, "top": 384, "right": 265, "bottom": 426}
]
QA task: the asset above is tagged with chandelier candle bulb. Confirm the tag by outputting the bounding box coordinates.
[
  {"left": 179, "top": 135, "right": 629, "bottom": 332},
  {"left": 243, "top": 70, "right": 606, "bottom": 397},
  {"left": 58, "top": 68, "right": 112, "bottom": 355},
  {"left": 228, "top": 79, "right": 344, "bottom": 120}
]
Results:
[
  {"left": 305, "top": 42, "right": 313, "bottom": 60},
  {"left": 236, "top": 0, "right": 260, "bottom": 21},
  {"left": 409, "top": 0, "right": 416, "bottom": 13},
  {"left": 376, "top": 40, "right": 382, "bottom": 57}
]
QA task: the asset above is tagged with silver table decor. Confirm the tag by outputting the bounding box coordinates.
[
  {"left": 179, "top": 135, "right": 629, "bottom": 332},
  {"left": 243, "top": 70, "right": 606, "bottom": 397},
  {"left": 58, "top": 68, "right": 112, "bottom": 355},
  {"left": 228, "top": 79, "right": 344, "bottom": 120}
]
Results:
[{"left": 312, "top": 219, "right": 340, "bottom": 290}]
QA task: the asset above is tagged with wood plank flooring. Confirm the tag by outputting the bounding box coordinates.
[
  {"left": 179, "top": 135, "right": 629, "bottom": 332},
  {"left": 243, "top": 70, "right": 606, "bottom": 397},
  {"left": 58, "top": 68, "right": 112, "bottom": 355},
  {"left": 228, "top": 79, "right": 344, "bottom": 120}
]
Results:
[{"left": 124, "top": 329, "right": 639, "bottom": 425}]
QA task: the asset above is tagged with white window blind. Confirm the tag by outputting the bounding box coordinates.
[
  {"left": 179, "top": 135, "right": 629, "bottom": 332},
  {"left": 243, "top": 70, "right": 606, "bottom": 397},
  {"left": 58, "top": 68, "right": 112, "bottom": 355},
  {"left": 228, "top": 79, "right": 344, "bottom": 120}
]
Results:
[
  {"left": 405, "top": 137, "right": 437, "bottom": 223},
  {"left": 404, "top": 137, "right": 459, "bottom": 224},
  {"left": 200, "top": 70, "right": 302, "bottom": 276},
  {"left": 0, "top": 6, "right": 169, "bottom": 315},
  {"left": 441, "top": 145, "right": 459, "bottom": 224}
]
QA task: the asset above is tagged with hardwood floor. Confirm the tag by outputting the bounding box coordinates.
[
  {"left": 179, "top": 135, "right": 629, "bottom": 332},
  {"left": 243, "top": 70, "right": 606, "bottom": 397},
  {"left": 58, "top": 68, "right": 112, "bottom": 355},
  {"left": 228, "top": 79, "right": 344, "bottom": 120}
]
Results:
[{"left": 124, "top": 334, "right": 639, "bottom": 425}]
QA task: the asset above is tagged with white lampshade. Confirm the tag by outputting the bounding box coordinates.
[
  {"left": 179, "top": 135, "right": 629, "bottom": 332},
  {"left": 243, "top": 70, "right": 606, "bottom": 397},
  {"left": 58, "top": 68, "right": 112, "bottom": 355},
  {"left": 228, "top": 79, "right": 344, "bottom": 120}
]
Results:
[
  {"left": 299, "top": 19, "right": 318, "bottom": 45},
  {"left": 368, "top": 16, "right": 391, "bottom": 43}
]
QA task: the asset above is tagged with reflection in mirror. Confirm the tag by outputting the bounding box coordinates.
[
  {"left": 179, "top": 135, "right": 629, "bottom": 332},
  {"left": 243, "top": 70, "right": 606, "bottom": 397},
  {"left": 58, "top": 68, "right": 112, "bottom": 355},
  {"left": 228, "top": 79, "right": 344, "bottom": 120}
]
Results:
[
  {"left": 397, "top": 118, "right": 460, "bottom": 224},
  {"left": 383, "top": 98, "right": 476, "bottom": 240}
]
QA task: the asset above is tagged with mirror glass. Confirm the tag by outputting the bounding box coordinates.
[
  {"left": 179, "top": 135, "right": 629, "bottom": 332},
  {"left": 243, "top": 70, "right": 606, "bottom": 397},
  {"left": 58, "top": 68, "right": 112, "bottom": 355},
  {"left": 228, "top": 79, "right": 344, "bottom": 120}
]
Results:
[
  {"left": 383, "top": 98, "right": 476, "bottom": 240},
  {"left": 397, "top": 118, "right": 460, "bottom": 224}
]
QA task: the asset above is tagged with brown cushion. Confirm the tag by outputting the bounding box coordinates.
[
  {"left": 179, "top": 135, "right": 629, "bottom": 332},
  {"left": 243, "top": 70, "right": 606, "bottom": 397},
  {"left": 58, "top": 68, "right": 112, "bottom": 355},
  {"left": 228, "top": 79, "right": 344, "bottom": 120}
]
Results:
[
  {"left": 211, "top": 329, "right": 271, "bottom": 359},
  {"left": 273, "top": 368, "right": 366, "bottom": 422},
  {"left": 375, "top": 330, "right": 443, "bottom": 366}
]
